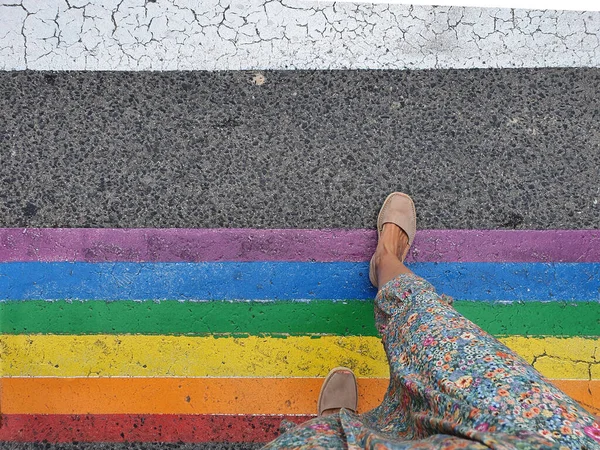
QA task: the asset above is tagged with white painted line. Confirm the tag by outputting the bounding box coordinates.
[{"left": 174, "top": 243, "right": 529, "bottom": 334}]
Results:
[
  {"left": 329, "top": 0, "right": 600, "bottom": 11},
  {"left": 1, "top": 0, "right": 599, "bottom": 70}
]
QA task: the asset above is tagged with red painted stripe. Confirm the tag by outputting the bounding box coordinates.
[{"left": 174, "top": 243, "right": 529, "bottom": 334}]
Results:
[
  {"left": 0, "top": 228, "right": 599, "bottom": 263},
  {"left": 0, "top": 414, "right": 312, "bottom": 443}
]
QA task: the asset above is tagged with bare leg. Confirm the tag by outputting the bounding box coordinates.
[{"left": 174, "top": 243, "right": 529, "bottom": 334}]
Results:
[{"left": 373, "top": 223, "right": 414, "bottom": 289}]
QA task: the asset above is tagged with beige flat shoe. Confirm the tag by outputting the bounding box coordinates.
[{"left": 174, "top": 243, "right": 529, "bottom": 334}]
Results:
[
  {"left": 317, "top": 367, "right": 358, "bottom": 416},
  {"left": 369, "top": 192, "right": 417, "bottom": 288}
]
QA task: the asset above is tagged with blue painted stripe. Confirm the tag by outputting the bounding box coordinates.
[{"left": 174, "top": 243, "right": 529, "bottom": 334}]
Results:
[{"left": 0, "top": 262, "right": 598, "bottom": 301}]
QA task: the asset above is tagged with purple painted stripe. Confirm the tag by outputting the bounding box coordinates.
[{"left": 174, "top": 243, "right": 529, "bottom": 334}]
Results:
[{"left": 0, "top": 229, "right": 598, "bottom": 263}]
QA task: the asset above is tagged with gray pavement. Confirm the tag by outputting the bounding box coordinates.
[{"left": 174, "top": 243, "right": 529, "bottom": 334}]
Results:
[{"left": 1, "top": 69, "right": 599, "bottom": 230}]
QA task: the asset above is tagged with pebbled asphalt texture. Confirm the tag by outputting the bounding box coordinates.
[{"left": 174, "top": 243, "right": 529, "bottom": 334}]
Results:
[
  {"left": 0, "top": 69, "right": 599, "bottom": 230},
  {"left": 1, "top": 69, "right": 600, "bottom": 448}
]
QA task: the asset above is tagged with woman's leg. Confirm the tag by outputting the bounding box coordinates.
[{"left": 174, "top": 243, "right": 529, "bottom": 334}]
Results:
[
  {"left": 362, "top": 223, "right": 600, "bottom": 448},
  {"left": 262, "top": 221, "right": 600, "bottom": 449},
  {"left": 372, "top": 223, "right": 415, "bottom": 288}
]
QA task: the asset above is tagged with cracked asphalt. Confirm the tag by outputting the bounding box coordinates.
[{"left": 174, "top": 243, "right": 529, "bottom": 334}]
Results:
[
  {"left": 1, "top": 0, "right": 599, "bottom": 70},
  {"left": 1, "top": 69, "right": 599, "bottom": 230}
]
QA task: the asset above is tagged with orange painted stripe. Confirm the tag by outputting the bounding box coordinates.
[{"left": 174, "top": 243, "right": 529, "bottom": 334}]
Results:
[
  {"left": 0, "top": 378, "right": 386, "bottom": 415},
  {"left": 551, "top": 379, "right": 600, "bottom": 415},
  {"left": 1, "top": 378, "right": 597, "bottom": 416}
]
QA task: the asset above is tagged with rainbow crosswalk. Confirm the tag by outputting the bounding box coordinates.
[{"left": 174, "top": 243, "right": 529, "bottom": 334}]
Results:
[{"left": 0, "top": 228, "right": 599, "bottom": 443}]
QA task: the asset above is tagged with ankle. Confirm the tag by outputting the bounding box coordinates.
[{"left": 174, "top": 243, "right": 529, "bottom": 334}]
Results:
[
  {"left": 374, "top": 246, "right": 402, "bottom": 272},
  {"left": 378, "top": 227, "right": 409, "bottom": 261},
  {"left": 376, "top": 243, "right": 400, "bottom": 260}
]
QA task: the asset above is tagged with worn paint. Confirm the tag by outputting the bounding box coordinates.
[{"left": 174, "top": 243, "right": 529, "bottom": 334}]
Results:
[
  {"left": 1, "top": 261, "right": 600, "bottom": 301},
  {"left": 0, "top": 414, "right": 311, "bottom": 443},
  {"left": 0, "top": 335, "right": 389, "bottom": 378},
  {"left": 1, "top": 1, "right": 600, "bottom": 71},
  {"left": 0, "top": 300, "right": 600, "bottom": 336},
  {"left": 1, "top": 335, "right": 597, "bottom": 379},
  {"left": 1, "top": 228, "right": 598, "bottom": 442},
  {"left": 1, "top": 300, "right": 598, "bottom": 337},
  {"left": 1, "top": 378, "right": 597, "bottom": 416},
  {"left": 1, "top": 229, "right": 599, "bottom": 263},
  {"left": 0, "top": 377, "right": 385, "bottom": 415},
  {"left": 552, "top": 379, "right": 600, "bottom": 414}
]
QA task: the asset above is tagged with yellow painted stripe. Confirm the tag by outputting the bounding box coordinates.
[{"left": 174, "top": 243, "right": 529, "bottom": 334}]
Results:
[
  {"left": 0, "top": 335, "right": 597, "bottom": 379},
  {"left": 1, "top": 378, "right": 598, "bottom": 416},
  {"left": 0, "top": 335, "right": 388, "bottom": 378},
  {"left": 501, "top": 336, "right": 600, "bottom": 380}
]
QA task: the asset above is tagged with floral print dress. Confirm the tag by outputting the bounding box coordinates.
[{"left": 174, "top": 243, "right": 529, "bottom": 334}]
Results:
[{"left": 262, "top": 273, "right": 600, "bottom": 450}]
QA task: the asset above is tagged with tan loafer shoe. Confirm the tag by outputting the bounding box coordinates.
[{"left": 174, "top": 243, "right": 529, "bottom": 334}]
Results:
[
  {"left": 369, "top": 192, "right": 417, "bottom": 288},
  {"left": 317, "top": 367, "right": 358, "bottom": 416}
]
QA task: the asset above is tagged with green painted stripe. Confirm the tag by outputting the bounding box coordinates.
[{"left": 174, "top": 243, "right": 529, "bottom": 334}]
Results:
[
  {"left": 456, "top": 302, "right": 600, "bottom": 337},
  {"left": 0, "top": 300, "right": 376, "bottom": 336},
  {"left": 1, "top": 300, "right": 598, "bottom": 337}
]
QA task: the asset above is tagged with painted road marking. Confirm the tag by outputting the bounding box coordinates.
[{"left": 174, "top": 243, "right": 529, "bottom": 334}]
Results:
[
  {"left": 335, "top": 0, "right": 600, "bottom": 10},
  {"left": 0, "top": 413, "right": 312, "bottom": 443},
  {"left": 1, "top": 1, "right": 599, "bottom": 70},
  {"left": 1, "top": 300, "right": 598, "bottom": 337},
  {"left": 1, "top": 335, "right": 597, "bottom": 379},
  {"left": 1, "top": 229, "right": 598, "bottom": 263},
  {"left": 0, "top": 378, "right": 596, "bottom": 415},
  {"left": 0, "top": 261, "right": 599, "bottom": 301}
]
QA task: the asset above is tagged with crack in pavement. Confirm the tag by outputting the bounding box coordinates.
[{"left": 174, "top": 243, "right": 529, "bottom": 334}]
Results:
[{"left": 0, "top": 0, "right": 599, "bottom": 70}]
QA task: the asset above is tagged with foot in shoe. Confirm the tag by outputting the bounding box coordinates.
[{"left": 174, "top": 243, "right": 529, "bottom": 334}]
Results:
[{"left": 373, "top": 223, "right": 410, "bottom": 268}]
